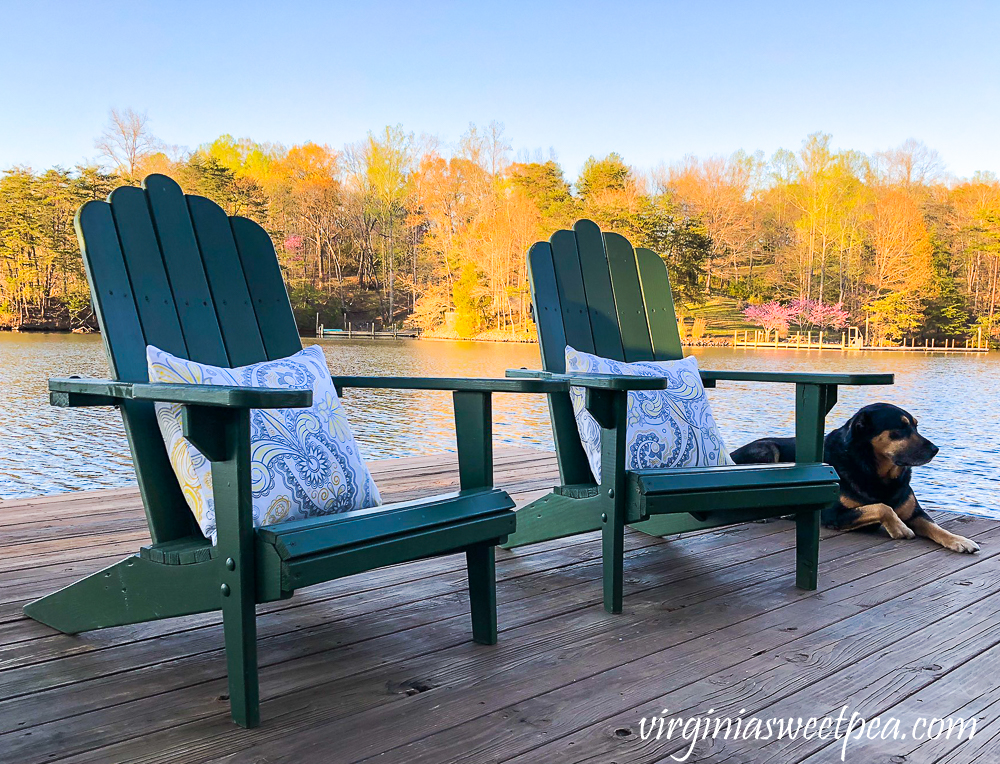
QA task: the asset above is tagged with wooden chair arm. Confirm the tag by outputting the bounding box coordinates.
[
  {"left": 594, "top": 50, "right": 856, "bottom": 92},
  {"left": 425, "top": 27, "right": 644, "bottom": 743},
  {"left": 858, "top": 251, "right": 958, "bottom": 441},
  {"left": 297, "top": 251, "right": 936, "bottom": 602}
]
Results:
[
  {"left": 505, "top": 369, "right": 669, "bottom": 391},
  {"left": 330, "top": 375, "right": 568, "bottom": 394},
  {"left": 49, "top": 378, "right": 312, "bottom": 409},
  {"left": 699, "top": 370, "right": 894, "bottom": 386}
]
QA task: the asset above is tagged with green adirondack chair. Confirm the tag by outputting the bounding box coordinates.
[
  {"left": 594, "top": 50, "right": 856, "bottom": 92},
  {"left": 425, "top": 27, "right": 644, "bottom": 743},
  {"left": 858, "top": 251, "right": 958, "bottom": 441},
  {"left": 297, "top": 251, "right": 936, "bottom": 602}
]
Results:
[
  {"left": 24, "top": 174, "right": 565, "bottom": 728},
  {"left": 505, "top": 220, "right": 894, "bottom": 613}
]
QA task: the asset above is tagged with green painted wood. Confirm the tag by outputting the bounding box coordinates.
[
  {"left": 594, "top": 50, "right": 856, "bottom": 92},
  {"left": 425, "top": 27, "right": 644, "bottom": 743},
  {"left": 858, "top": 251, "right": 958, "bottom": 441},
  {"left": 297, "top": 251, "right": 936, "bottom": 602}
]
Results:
[
  {"left": 630, "top": 463, "right": 838, "bottom": 495},
  {"left": 573, "top": 220, "right": 625, "bottom": 360},
  {"left": 528, "top": 242, "right": 569, "bottom": 372},
  {"left": 514, "top": 220, "right": 896, "bottom": 606},
  {"left": 21, "top": 554, "right": 219, "bottom": 634},
  {"left": 50, "top": 378, "right": 311, "bottom": 409},
  {"left": 108, "top": 185, "right": 187, "bottom": 357},
  {"left": 631, "top": 504, "right": 809, "bottom": 536},
  {"left": 283, "top": 515, "right": 515, "bottom": 591},
  {"left": 75, "top": 200, "right": 150, "bottom": 382},
  {"left": 550, "top": 229, "right": 596, "bottom": 355},
  {"left": 230, "top": 216, "right": 302, "bottom": 360},
  {"left": 638, "top": 484, "right": 839, "bottom": 518},
  {"left": 635, "top": 247, "right": 683, "bottom": 361},
  {"left": 74, "top": 199, "right": 196, "bottom": 544},
  {"left": 260, "top": 489, "right": 514, "bottom": 560},
  {"left": 599, "top": 390, "right": 629, "bottom": 614},
  {"left": 701, "top": 370, "right": 894, "bottom": 386},
  {"left": 187, "top": 196, "right": 267, "bottom": 367},
  {"left": 604, "top": 232, "right": 654, "bottom": 362},
  {"left": 505, "top": 369, "right": 668, "bottom": 390},
  {"left": 554, "top": 484, "right": 600, "bottom": 498},
  {"left": 527, "top": 241, "right": 594, "bottom": 486},
  {"left": 466, "top": 544, "right": 498, "bottom": 645},
  {"left": 191, "top": 407, "right": 260, "bottom": 728},
  {"left": 144, "top": 174, "right": 229, "bottom": 366},
  {"left": 331, "top": 376, "right": 568, "bottom": 393},
  {"left": 793, "top": 383, "right": 838, "bottom": 591},
  {"left": 500, "top": 492, "right": 606, "bottom": 549},
  {"left": 560, "top": 372, "right": 670, "bottom": 390},
  {"left": 139, "top": 536, "right": 214, "bottom": 565},
  {"left": 454, "top": 391, "right": 493, "bottom": 490},
  {"left": 55, "top": 173, "right": 523, "bottom": 728}
]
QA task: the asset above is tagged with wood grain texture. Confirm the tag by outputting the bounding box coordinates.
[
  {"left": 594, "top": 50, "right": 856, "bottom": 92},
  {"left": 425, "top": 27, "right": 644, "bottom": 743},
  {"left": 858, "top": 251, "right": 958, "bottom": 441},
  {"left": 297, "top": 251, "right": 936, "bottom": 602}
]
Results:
[{"left": 2, "top": 447, "right": 998, "bottom": 764}]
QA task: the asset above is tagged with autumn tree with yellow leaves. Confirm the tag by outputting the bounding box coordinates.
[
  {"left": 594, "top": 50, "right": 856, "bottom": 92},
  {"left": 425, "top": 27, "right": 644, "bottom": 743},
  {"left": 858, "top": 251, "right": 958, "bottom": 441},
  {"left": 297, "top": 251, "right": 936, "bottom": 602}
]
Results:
[{"left": 2, "top": 114, "right": 1000, "bottom": 346}]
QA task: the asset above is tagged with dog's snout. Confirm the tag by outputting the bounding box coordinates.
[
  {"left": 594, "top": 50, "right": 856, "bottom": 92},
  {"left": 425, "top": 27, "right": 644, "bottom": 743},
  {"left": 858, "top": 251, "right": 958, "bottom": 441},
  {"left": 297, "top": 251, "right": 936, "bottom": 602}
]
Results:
[{"left": 929, "top": 443, "right": 940, "bottom": 458}]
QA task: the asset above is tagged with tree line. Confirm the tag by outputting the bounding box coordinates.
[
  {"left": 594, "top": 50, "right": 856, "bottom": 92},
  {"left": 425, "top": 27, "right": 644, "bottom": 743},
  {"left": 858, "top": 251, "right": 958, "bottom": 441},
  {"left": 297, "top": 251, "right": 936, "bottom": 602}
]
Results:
[{"left": 2, "top": 110, "right": 999, "bottom": 345}]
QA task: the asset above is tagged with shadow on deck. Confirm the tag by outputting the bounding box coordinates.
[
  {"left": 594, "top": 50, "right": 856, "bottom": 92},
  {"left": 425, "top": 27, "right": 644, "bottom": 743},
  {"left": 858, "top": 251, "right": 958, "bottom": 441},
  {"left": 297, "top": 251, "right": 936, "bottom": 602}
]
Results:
[{"left": 1, "top": 446, "right": 998, "bottom": 763}]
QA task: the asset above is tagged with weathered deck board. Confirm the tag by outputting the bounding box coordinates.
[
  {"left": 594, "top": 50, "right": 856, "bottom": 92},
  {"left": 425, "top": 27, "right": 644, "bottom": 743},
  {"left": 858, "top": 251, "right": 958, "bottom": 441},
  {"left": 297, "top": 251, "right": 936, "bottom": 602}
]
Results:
[{"left": 0, "top": 446, "right": 996, "bottom": 764}]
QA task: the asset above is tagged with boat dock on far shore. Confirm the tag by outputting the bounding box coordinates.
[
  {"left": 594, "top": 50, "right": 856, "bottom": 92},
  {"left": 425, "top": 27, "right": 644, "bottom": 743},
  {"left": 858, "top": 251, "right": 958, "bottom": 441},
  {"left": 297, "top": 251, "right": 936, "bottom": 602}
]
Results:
[
  {"left": 317, "top": 324, "right": 421, "bottom": 340},
  {"left": 734, "top": 330, "right": 990, "bottom": 353}
]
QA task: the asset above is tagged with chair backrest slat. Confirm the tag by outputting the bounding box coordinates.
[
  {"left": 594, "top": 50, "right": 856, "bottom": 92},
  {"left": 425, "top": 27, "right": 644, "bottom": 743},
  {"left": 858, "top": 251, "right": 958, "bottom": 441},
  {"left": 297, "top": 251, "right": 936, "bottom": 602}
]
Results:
[
  {"left": 77, "top": 201, "right": 151, "bottom": 382},
  {"left": 527, "top": 242, "right": 594, "bottom": 485},
  {"left": 187, "top": 197, "right": 267, "bottom": 367},
  {"left": 74, "top": 174, "right": 302, "bottom": 543},
  {"left": 636, "top": 247, "right": 684, "bottom": 360},
  {"left": 527, "top": 220, "right": 681, "bottom": 484},
  {"left": 605, "top": 232, "right": 654, "bottom": 362},
  {"left": 231, "top": 217, "right": 303, "bottom": 360},
  {"left": 549, "top": 230, "right": 596, "bottom": 360},
  {"left": 574, "top": 220, "right": 625, "bottom": 360},
  {"left": 145, "top": 175, "right": 229, "bottom": 366},
  {"left": 109, "top": 186, "right": 188, "bottom": 359}
]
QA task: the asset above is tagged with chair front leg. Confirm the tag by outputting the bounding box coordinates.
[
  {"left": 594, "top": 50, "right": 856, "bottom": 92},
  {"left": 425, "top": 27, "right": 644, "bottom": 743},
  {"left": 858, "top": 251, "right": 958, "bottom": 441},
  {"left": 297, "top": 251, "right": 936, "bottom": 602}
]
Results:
[
  {"left": 184, "top": 405, "right": 260, "bottom": 728},
  {"left": 793, "top": 383, "right": 838, "bottom": 591},
  {"left": 466, "top": 544, "right": 498, "bottom": 644},
  {"left": 588, "top": 389, "right": 630, "bottom": 614},
  {"left": 453, "top": 390, "right": 500, "bottom": 643}
]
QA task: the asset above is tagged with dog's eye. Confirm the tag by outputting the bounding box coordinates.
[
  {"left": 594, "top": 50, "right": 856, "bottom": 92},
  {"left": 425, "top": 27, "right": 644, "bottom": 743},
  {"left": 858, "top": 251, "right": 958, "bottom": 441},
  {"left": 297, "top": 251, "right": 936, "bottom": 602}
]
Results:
[{"left": 888, "top": 430, "right": 904, "bottom": 440}]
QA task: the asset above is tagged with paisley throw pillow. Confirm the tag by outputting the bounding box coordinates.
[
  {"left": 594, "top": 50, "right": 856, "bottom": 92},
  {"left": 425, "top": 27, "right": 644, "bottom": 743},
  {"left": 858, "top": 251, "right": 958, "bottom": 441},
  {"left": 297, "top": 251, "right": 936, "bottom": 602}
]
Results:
[
  {"left": 147, "top": 344, "right": 381, "bottom": 541},
  {"left": 565, "top": 345, "right": 734, "bottom": 483}
]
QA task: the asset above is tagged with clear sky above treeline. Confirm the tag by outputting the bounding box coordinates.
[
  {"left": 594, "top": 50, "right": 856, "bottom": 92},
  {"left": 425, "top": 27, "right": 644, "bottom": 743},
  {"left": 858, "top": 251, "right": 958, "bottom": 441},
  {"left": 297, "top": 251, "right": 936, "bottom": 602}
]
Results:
[{"left": 3, "top": 0, "right": 998, "bottom": 179}]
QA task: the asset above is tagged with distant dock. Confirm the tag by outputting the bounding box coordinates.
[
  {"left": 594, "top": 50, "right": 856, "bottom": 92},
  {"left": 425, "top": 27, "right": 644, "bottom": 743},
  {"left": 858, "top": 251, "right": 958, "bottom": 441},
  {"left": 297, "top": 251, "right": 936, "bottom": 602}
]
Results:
[
  {"left": 317, "top": 324, "right": 421, "bottom": 340},
  {"left": 733, "top": 330, "right": 989, "bottom": 353}
]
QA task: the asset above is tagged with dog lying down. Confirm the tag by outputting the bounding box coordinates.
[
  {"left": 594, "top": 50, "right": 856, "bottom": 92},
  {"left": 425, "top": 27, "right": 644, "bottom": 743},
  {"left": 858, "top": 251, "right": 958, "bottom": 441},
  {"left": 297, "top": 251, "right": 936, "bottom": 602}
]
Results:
[{"left": 730, "top": 403, "right": 979, "bottom": 554}]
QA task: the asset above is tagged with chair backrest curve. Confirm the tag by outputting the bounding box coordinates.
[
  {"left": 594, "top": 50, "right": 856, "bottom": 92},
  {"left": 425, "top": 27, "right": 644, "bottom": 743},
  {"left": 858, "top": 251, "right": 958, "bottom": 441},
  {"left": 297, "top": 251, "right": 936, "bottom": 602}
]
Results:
[
  {"left": 527, "top": 219, "right": 683, "bottom": 484},
  {"left": 75, "top": 173, "right": 302, "bottom": 543}
]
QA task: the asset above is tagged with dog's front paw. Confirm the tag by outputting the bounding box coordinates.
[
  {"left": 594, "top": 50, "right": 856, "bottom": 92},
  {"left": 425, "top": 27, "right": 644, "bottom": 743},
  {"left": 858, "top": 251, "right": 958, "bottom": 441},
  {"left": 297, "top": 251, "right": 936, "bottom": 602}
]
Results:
[
  {"left": 888, "top": 523, "right": 916, "bottom": 540},
  {"left": 945, "top": 534, "right": 980, "bottom": 554}
]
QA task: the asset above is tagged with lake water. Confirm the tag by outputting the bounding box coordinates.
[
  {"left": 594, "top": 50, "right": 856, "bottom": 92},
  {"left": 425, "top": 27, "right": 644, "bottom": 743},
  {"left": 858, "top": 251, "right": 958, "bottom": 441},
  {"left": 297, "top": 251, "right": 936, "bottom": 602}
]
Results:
[{"left": 1, "top": 333, "right": 998, "bottom": 520}]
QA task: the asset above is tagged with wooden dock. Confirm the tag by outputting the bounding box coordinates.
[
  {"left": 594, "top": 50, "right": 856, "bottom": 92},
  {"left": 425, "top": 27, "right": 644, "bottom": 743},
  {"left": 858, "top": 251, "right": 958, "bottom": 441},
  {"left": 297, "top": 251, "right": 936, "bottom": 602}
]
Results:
[
  {"left": 317, "top": 325, "right": 421, "bottom": 340},
  {"left": 2, "top": 446, "right": 999, "bottom": 763},
  {"left": 734, "top": 330, "right": 989, "bottom": 353}
]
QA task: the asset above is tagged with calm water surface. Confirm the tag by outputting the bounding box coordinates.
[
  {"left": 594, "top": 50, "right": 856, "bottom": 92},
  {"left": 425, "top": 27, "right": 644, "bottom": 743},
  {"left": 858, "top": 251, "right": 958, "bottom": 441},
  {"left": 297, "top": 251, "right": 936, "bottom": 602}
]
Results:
[{"left": 1, "top": 334, "right": 998, "bottom": 520}]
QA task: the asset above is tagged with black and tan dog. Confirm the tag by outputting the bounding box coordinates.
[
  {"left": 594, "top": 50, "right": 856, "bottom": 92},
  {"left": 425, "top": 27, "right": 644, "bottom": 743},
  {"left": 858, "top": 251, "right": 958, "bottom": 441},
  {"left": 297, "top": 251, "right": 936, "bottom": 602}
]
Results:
[{"left": 730, "top": 403, "right": 979, "bottom": 553}]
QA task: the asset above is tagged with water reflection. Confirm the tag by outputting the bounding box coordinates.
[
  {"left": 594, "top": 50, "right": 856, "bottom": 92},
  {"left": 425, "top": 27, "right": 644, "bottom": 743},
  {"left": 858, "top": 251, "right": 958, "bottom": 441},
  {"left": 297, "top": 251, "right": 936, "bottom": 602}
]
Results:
[{"left": 1, "top": 334, "right": 997, "bottom": 520}]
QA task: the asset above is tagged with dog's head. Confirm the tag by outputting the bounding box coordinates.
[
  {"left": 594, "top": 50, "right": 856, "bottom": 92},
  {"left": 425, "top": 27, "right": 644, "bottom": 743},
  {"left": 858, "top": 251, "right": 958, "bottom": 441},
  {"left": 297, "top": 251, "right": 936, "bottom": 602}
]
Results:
[{"left": 849, "top": 403, "right": 939, "bottom": 475}]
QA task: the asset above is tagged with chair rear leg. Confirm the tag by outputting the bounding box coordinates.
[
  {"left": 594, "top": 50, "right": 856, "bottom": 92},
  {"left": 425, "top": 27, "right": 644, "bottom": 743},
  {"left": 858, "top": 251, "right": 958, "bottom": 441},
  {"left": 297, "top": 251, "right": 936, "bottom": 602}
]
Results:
[
  {"left": 796, "top": 509, "right": 821, "bottom": 590},
  {"left": 466, "top": 544, "right": 498, "bottom": 645},
  {"left": 23, "top": 555, "right": 218, "bottom": 634}
]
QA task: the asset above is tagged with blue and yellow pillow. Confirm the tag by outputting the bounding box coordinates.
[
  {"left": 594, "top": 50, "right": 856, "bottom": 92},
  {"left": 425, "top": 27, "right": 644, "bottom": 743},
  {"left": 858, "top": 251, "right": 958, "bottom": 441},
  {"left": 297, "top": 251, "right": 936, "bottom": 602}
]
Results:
[
  {"left": 565, "top": 346, "right": 734, "bottom": 483},
  {"left": 146, "top": 344, "right": 381, "bottom": 541}
]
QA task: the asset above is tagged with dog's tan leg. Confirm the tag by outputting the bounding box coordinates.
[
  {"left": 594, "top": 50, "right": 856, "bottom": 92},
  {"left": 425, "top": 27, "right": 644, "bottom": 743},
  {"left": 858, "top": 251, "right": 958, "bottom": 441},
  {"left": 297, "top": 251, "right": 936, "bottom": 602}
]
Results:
[
  {"left": 841, "top": 503, "right": 916, "bottom": 540},
  {"left": 910, "top": 515, "right": 980, "bottom": 553}
]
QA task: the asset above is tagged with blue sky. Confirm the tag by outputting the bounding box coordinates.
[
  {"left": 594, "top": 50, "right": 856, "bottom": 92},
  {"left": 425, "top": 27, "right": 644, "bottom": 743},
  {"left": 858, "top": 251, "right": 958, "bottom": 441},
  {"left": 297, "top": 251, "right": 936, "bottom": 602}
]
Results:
[{"left": 2, "top": 0, "right": 998, "bottom": 179}]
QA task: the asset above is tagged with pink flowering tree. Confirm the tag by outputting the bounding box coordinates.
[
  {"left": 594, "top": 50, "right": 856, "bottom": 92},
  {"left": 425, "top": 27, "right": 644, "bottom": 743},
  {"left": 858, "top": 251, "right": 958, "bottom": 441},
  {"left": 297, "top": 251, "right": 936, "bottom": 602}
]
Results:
[
  {"left": 283, "top": 235, "right": 305, "bottom": 265},
  {"left": 789, "top": 298, "right": 850, "bottom": 332},
  {"left": 742, "top": 301, "right": 795, "bottom": 341},
  {"left": 815, "top": 301, "right": 850, "bottom": 330}
]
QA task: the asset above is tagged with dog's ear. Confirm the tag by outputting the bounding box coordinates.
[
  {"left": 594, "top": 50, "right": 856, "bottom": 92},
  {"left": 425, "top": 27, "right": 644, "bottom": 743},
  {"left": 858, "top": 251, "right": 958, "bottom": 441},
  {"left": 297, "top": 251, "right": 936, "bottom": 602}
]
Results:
[{"left": 850, "top": 409, "right": 870, "bottom": 436}]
